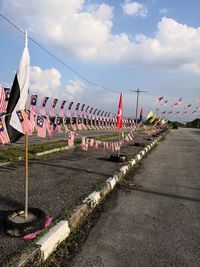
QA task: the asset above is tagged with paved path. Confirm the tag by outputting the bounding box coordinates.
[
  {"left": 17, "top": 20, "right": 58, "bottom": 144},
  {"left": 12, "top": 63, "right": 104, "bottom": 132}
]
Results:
[
  {"left": 0, "top": 130, "right": 148, "bottom": 264},
  {"left": 71, "top": 128, "right": 200, "bottom": 267}
]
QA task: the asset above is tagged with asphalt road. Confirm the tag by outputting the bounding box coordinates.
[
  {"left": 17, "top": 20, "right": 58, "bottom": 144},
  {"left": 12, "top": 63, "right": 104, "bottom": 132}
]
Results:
[
  {"left": 70, "top": 128, "right": 200, "bottom": 267},
  {"left": 0, "top": 130, "right": 150, "bottom": 264}
]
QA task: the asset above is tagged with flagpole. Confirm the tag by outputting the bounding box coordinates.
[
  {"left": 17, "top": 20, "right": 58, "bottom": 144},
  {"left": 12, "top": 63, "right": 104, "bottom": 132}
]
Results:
[
  {"left": 24, "top": 31, "right": 29, "bottom": 219},
  {"left": 25, "top": 99, "right": 29, "bottom": 219},
  {"left": 118, "top": 131, "right": 120, "bottom": 157}
]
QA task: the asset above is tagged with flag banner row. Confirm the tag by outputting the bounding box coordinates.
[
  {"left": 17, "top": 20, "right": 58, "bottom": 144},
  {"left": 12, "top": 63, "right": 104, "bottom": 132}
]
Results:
[
  {"left": 0, "top": 109, "right": 137, "bottom": 145},
  {"left": 155, "top": 96, "right": 200, "bottom": 113}
]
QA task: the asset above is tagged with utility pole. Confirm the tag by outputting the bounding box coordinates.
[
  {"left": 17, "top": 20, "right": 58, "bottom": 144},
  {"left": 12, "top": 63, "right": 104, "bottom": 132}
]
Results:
[
  {"left": 155, "top": 108, "right": 160, "bottom": 117},
  {"left": 130, "top": 89, "right": 147, "bottom": 128}
]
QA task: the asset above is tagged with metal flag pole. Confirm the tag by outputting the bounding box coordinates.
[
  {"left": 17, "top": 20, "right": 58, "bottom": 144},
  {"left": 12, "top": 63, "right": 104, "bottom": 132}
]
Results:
[
  {"left": 24, "top": 31, "right": 29, "bottom": 219},
  {"left": 118, "top": 131, "right": 121, "bottom": 157}
]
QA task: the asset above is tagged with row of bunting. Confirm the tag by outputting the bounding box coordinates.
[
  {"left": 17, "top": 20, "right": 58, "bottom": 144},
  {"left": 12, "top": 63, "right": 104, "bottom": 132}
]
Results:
[
  {"left": 155, "top": 96, "right": 200, "bottom": 115},
  {"left": 0, "top": 87, "right": 133, "bottom": 121}
]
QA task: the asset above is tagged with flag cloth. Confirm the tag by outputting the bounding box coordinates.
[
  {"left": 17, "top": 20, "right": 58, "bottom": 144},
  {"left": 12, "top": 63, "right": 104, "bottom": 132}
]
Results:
[
  {"left": 5, "top": 39, "right": 30, "bottom": 143},
  {"left": 40, "top": 97, "right": 49, "bottom": 115},
  {"left": 139, "top": 107, "right": 144, "bottom": 122},
  {"left": 55, "top": 116, "right": 63, "bottom": 133},
  {"left": 59, "top": 100, "right": 66, "bottom": 117},
  {"left": 30, "top": 94, "right": 37, "bottom": 114},
  {"left": 68, "top": 132, "right": 75, "bottom": 147},
  {"left": 36, "top": 115, "right": 46, "bottom": 138},
  {"left": 0, "top": 115, "right": 10, "bottom": 144},
  {"left": 16, "top": 110, "right": 32, "bottom": 135},
  {"left": 145, "top": 111, "right": 153, "bottom": 122},
  {"left": 47, "top": 117, "right": 55, "bottom": 139},
  {"left": 28, "top": 110, "right": 35, "bottom": 133},
  {"left": 116, "top": 92, "right": 123, "bottom": 131},
  {"left": 67, "top": 101, "right": 74, "bottom": 117},
  {"left": 50, "top": 98, "right": 58, "bottom": 117},
  {"left": 0, "top": 86, "right": 11, "bottom": 113}
]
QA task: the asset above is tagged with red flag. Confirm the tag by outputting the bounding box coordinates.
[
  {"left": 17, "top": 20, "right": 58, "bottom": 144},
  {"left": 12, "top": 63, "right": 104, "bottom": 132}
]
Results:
[
  {"left": 116, "top": 92, "right": 123, "bottom": 131},
  {"left": 139, "top": 107, "right": 144, "bottom": 121}
]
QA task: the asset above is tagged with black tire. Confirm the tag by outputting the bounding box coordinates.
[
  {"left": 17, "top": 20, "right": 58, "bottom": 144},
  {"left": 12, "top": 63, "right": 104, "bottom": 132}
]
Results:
[
  {"left": 4, "top": 207, "right": 46, "bottom": 237},
  {"left": 134, "top": 142, "right": 145, "bottom": 147},
  {"left": 110, "top": 154, "right": 127, "bottom": 163}
]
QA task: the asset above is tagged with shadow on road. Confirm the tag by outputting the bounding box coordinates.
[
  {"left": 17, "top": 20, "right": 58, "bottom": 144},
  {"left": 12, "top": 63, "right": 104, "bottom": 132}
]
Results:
[
  {"left": 134, "top": 188, "right": 200, "bottom": 203},
  {"left": 30, "top": 160, "right": 111, "bottom": 177}
]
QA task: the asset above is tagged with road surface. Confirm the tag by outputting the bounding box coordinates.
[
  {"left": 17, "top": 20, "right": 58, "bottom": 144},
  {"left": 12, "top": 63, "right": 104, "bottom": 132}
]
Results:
[
  {"left": 70, "top": 128, "right": 200, "bottom": 267},
  {"left": 0, "top": 130, "right": 149, "bottom": 264}
]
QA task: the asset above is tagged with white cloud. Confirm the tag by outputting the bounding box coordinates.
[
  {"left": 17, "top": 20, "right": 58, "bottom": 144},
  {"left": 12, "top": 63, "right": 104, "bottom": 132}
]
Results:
[
  {"left": 65, "top": 79, "right": 86, "bottom": 96},
  {"left": 122, "top": 1, "right": 148, "bottom": 17},
  {"left": 2, "top": 1, "right": 200, "bottom": 76},
  {"left": 30, "top": 66, "right": 61, "bottom": 97},
  {"left": 159, "top": 8, "right": 168, "bottom": 15}
]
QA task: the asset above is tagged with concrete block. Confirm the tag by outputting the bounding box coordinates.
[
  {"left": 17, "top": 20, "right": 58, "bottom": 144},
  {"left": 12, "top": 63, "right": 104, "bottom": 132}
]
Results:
[
  {"left": 83, "top": 191, "right": 101, "bottom": 208},
  {"left": 106, "top": 177, "right": 117, "bottom": 190},
  {"left": 120, "top": 165, "right": 129, "bottom": 175},
  {"left": 68, "top": 204, "right": 89, "bottom": 231},
  {"left": 36, "top": 221, "right": 70, "bottom": 261},
  {"left": 100, "top": 183, "right": 111, "bottom": 198}
]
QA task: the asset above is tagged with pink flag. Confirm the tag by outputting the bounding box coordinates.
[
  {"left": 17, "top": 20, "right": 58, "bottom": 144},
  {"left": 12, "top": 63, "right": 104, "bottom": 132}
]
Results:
[
  {"left": 172, "top": 97, "right": 182, "bottom": 107},
  {"left": 27, "top": 110, "right": 35, "bottom": 133},
  {"left": 90, "top": 138, "right": 95, "bottom": 147},
  {"left": 63, "top": 117, "right": 69, "bottom": 132},
  {"left": 67, "top": 101, "right": 74, "bottom": 117},
  {"left": 36, "top": 115, "right": 46, "bottom": 138},
  {"left": 55, "top": 116, "right": 63, "bottom": 133},
  {"left": 81, "top": 137, "right": 89, "bottom": 151},
  {"left": 68, "top": 131, "right": 75, "bottom": 147},
  {"left": 50, "top": 98, "right": 58, "bottom": 117},
  {"left": 84, "top": 106, "right": 90, "bottom": 118},
  {"left": 94, "top": 140, "right": 99, "bottom": 149},
  {"left": 0, "top": 86, "right": 11, "bottom": 113},
  {"left": 155, "top": 96, "right": 163, "bottom": 104},
  {"left": 0, "top": 115, "right": 10, "bottom": 144},
  {"left": 161, "top": 100, "right": 168, "bottom": 105},
  {"left": 16, "top": 110, "right": 32, "bottom": 135},
  {"left": 71, "top": 120, "right": 77, "bottom": 131},
  {"left": 47, "top": 117, "right": 55, "bottom": 139},
  {"left": 40, "top": 97, "right": 49, "bottom": 116},
  {"left": 30, "top": 94, "right": 38, "bottom": 114},
  {"left": 75, "top": 102, "right": 80, "bottom": 117},
  {"left": 59, "top": 100, "right": 66, "bottom": 117},
  {"left": 77, "top": 117, "right": 83, "bottom": 130}
]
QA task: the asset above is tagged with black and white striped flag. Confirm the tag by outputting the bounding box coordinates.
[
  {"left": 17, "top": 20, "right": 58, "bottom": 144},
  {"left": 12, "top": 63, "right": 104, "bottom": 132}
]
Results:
[{"left": 6, "top": 33, "right": 30, "bottom": 143}]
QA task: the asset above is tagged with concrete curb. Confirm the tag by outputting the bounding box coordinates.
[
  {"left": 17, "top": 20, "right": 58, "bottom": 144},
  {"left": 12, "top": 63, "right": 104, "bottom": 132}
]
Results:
[
  {"left": 0, "top": 146, "right": 74, "bottom": 167},
  {"left": 9, "top": 131, "right": 168, "bottom": 266}
]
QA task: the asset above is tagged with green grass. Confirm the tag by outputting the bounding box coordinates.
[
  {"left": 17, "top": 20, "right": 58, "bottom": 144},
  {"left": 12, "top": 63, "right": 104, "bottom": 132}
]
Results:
[{"left": 0, "top": 131, "right": 131, "bottom": 163}]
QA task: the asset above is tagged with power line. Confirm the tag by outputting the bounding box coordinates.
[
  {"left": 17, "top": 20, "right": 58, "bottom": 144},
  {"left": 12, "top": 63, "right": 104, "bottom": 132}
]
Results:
[{"left": 0, "top": 14, "right": 118, "bottom": 93}]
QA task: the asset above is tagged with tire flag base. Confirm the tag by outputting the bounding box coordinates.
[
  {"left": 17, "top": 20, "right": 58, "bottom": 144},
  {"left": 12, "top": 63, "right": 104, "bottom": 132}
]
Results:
[
  {"left": 4, "top": 207, "right": 46, "bottom": 237},
  {"left": 110, "top": 154, "right": 127, "bottom": 163}
]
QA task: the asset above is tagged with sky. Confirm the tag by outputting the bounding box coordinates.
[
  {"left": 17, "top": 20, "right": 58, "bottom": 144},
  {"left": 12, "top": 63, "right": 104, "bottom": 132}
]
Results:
[{"left": 0, "top": 0, "right": 200, "bottom": 121}]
